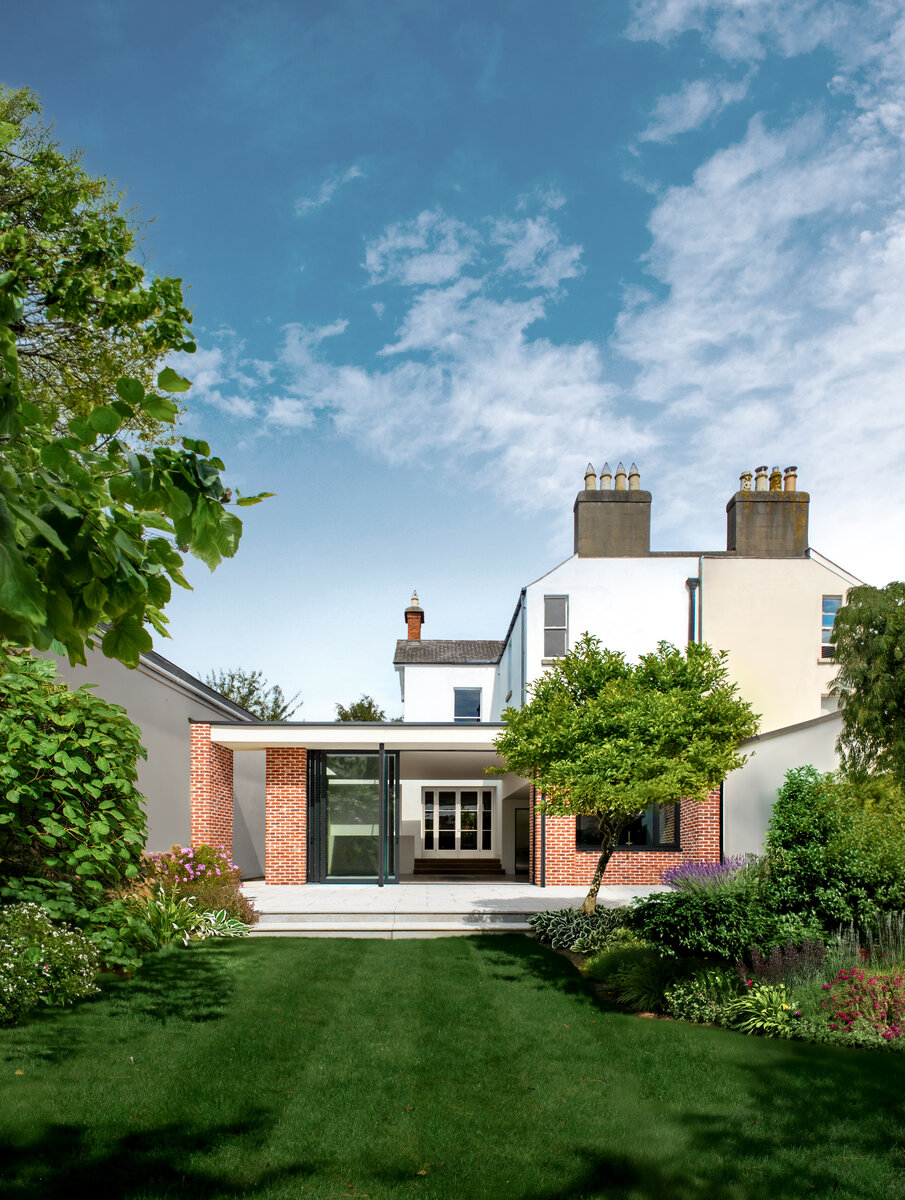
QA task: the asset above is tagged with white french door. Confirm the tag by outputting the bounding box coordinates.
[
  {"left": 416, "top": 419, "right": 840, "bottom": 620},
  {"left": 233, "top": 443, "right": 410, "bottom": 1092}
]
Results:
[{"left": 422, "top": 788, "right": 494, "bottom": 857}]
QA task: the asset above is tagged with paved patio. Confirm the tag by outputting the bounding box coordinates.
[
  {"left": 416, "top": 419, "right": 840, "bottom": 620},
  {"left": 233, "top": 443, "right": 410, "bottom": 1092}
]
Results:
[{"left": 242, "top": 881, "right": 666, "bottom": 938}]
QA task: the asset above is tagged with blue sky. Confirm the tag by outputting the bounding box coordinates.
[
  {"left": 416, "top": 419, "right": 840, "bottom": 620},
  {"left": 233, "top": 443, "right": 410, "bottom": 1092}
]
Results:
[{"left": 5, "top": 1, "right": 905, "bottom": 717}]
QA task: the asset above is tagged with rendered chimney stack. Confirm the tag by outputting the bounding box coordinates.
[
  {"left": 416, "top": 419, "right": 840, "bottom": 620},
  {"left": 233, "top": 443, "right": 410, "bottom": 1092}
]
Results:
[
  {"left": 574, "top": 457, "right": 651, "bottom": 557},
  {"left": 726, "top": 466, "right": 809, "bottom": 556},
  {"left": 584, "top": 463, "right": 597, "bottom": 490},
  {"left": 404, "top": 591, "right": 425, "bottom": 640}
]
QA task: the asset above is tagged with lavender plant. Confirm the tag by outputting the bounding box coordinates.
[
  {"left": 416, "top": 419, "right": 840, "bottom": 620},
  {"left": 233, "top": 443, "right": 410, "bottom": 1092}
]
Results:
[{"left": 660, "top": 855, "right": 754, "bottom": 892}]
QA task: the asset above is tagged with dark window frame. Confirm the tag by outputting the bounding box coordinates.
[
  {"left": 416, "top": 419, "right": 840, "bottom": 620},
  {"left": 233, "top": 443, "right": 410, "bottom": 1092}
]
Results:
[
  {"left": 453, "top": 687, "right": 482, "bottom": 724},
  {"left": 575, "top": 804, "right": 681, "bottom": 852}
]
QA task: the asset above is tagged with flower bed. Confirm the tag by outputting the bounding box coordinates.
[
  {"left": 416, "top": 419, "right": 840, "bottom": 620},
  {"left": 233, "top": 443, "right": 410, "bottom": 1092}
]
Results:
[{"left": 821, "top": 967, "right": 905, "bottom": 1039}]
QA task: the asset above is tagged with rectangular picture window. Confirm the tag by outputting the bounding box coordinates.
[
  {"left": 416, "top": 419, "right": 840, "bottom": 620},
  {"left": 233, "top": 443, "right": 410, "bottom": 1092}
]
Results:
[
  {"left": 576, "top": 805, "right": 680, "bottom": 851},
  {"left": 544, "top": 595, "right": 568, "bottom": 658},
  {"left": 454, "top": 687, "right": 482, "bottom": 723},
  {"left": 822, "top": 595, "right": 842, "bottom": 659}
]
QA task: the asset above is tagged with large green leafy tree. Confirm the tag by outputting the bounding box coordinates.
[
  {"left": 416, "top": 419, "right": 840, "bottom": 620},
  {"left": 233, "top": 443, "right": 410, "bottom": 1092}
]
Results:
[
  {"left": 494, "top": 635, "right": 759, "bottom": 914},
  {"left": 206, "top": 668, "right": 302, "bottom": 721},
  {"left": 0, "top": 86, "right": 269, "bottom": 667},
  {"left": 0, "top": 85, "right": 189, "bottom": 438},
  {"left": 830, "top": 582, "right": 905, "bottom": 787}
]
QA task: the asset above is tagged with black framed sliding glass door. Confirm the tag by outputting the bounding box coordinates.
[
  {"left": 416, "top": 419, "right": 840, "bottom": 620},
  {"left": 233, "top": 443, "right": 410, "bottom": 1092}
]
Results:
[{"left": 307, "top": 750, "right": 398, "bottom": 883}]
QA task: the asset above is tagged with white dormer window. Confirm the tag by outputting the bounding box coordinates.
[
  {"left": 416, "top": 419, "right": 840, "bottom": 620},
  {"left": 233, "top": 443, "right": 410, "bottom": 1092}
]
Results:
[
  {"left": 454, "top": 688, "right": 482, "bottom": 723},
  {"left": 544, "top": 595, "right": 568, "bottom": 657}
]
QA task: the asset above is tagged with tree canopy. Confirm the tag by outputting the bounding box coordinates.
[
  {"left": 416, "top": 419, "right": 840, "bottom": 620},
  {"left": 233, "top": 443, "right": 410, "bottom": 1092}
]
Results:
[
  {"left": 0, "top": 86, "right": 270, "bottom": 667},
  {"left": 830, "top": 581, "right": 905, "bottom": 786},
  {"left": 494, "top": 635, "right": 760, "bottom": 912},
  {"left": 206, "top": 668, "right": 302, "bottom": 722},
  {"left": 335, "top": 694, "right": 389, "bottom": 722},
  {"left": 0, "top": 85, "right": 193, "bottom": 439}
]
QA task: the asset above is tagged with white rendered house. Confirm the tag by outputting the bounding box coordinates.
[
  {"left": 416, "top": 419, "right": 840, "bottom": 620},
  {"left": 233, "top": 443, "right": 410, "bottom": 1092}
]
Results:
[{"left": 190, "top": 461, "right": 858, "bottom": 886}]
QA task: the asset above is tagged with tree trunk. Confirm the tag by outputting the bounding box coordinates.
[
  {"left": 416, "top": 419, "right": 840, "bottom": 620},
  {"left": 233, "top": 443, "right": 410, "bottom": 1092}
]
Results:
[{"left": 580, "top": 836, "right": 618, "bottom": 915}]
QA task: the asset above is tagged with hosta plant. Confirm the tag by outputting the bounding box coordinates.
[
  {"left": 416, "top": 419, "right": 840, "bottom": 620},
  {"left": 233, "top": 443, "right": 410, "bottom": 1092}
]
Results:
[
  {"left": 529, "top": 906, "right": 625, "bottom": 952},
  {"left": 196, "top": 909, "right": 250, "bottom": 939},
  {"left": 722, "top": 982, "right": 797, "bottom": 1037}
]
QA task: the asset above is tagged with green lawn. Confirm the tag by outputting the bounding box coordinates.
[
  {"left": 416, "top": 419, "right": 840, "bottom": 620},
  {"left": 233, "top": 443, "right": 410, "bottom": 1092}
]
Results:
[{"left": 1, "top": 936, "right": 904, "bottom": 1200}]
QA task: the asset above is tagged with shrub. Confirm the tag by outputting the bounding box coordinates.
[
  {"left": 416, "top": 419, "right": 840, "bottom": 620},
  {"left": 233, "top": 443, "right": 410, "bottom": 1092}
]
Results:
[
  {"left": 149, "top": 845, "right": 258, "bottom": 925},
  {"left": 0, "top": 654, "right": 148, "bottom": 899},
  {"left": 585, "top": 934, "right": 681, "bottom": 1011},
  {"left": 528, "top": 906, "right": 624, "bottom": 952},
  {"left": 627, "top": 889, "right": 820, "bottom": 961},
  {"left": 0, "top": 903, "right": 99, "bottom": 1024},
  {"left": 820, "top": 967, "right": 905, "bottom": 1039},
  {"left": 764, "top": 767, "right": 905, "bottom": 927},
  {"left": 737, "top": 940, "right": 827, "bottom": 987},
  {"left": 663, "top": 967, "right": 740, "bottom": 1024},
  {"left": 3, "top": 876, "right": 151, "bottom": 973},
  {"left": 722, "top": 983, "right": 797, "bottom": 1038}
]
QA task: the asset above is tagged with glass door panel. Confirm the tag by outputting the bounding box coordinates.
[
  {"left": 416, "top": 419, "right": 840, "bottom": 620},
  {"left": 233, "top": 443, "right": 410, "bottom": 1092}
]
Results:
[
  {"left": 325, "top": 754, "right": 379, "bottom": 878},
  {"left": 422, "top": 788, "right": 494, "bottom": 857},
  {"left": 309, "top": 751, "right": 398, "bottom": 882},
  {"left": 438, "top": 790, "right": 456, "bottom": 850}
]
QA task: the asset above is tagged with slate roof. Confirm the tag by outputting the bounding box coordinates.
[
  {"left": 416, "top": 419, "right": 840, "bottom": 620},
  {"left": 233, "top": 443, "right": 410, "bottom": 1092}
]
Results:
[{"left": 393, "top": 639, "right": 504, "bottom": 666}]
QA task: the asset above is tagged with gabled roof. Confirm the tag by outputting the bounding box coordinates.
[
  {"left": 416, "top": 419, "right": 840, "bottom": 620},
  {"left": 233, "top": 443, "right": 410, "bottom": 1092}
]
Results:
[{"left": 393, "top": 639, "right": 504, "bottom": 666}]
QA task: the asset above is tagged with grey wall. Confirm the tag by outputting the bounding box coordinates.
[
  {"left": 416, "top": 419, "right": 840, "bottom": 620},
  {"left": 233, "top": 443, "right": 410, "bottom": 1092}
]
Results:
[
  {"left": 47, "top": 652, "right": 266, "bottom": 878},
  {"left": 723, "top": 711, "right": 842, "bottom": 857}
]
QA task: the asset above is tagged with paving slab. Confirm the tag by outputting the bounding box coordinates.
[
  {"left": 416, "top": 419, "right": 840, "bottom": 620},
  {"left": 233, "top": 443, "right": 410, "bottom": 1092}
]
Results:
[{"left": 242, "top": 881, "right": 665, "bottom": 916}]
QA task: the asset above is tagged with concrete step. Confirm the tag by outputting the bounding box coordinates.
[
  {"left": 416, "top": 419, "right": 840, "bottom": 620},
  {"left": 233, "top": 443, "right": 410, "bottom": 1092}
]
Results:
[
  {"left": 250, "top": 910, "right": 531, "bottom": 938},
  {"left": 256, "top": 910, "right": 524, "bottom": 926}
]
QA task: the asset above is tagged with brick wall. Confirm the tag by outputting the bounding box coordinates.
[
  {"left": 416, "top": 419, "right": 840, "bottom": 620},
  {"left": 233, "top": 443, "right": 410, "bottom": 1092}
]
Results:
[
  {"left": 265, "top": 747, "right": 307, "bottom": 884},
  {"left": 529, "top": 788, "right": 722, "bottom": 886},
  {"left": 189, "top": 723, "right": 234, "bottom": 855}
]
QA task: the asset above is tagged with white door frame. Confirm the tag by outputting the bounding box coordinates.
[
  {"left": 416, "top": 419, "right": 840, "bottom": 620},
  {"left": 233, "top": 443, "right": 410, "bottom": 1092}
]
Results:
[{"left": 421, "top": 784, "right": 498, "bottom": 858}]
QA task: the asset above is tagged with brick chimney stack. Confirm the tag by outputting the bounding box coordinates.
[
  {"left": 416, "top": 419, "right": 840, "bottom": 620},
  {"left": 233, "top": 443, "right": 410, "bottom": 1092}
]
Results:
[{"left": 405, "top": 591, "right": 424, "bottom": 640}]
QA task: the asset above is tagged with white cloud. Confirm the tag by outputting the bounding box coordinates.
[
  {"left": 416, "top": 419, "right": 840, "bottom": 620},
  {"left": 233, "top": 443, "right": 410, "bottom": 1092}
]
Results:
[
  {"left": 169, "top": 333, "right": 264, "bottom": 419},
  {"left": 610, "top": 6, "right": 905, "bottom": 579},
  {"left": 203, "top": 6, "right": 905, "bottom": 585},
  {"left": 266, "top": 202, "right": 641, "bottom": 506},
  {"left": 640, "top": 76, "right": 751, "bottom": 141},
  {"left": 295, "top": 164, "right": 364, "bottom": 217},
  {"left": 490, "top": 214, "right": 584, "bottom": 290},
  {"left": 627, "top": 0, "right": 856, "bottom": 62},
  {"left": 364, "top": 209, "right": 481, "bottom": 286}
]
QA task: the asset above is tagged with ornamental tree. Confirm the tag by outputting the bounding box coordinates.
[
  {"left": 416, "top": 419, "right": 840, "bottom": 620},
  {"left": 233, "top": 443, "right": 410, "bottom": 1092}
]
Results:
[
  {"left": 0, "top": 88, "right": 270, "bottom": 667},
  {"left": 830, "top": 582, "right": 905, "bottom": 787},
  {"left": 493, "top": 635, "right": 759, "bottom": 914}
]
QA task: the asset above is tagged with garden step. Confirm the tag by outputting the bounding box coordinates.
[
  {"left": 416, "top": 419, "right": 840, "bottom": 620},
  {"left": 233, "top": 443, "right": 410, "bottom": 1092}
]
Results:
[
  {"left": 250, "top": 911, "right": 531, "bottom": 937},
  {"left": 255, "top": 909, "right": 524, "bottom": 925}
]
